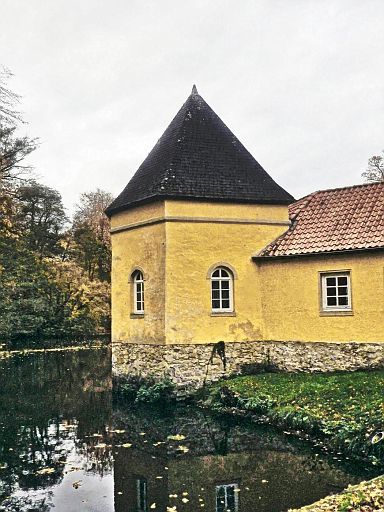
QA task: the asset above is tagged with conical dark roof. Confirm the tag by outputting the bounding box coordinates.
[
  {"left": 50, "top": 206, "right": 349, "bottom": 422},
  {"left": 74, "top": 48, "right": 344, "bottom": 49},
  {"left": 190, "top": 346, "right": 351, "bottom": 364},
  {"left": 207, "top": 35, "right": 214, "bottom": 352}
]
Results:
[{"left": 106, "top": 86, "right": 294, "bottom": 216}]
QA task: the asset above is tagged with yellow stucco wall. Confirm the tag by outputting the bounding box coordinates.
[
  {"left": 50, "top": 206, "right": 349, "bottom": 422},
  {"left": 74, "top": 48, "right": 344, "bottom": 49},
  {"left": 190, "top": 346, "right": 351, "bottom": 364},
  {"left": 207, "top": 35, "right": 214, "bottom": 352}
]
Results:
[
  {"left": 110, "top": 199, "right": 289, "bottom": 344},
  {"left": 111, "top": 202, "right": 166, "bottom": 344},
  {"left": 258, "top": 253, "right": 384, "bottom": 342},
  {"left": 164, "top": 201, "right": 289, "bottom": 344},
  {"left": 110, "top": 199, "right": 384, "bottom": 345},
  {"left": 110, "top": 201, "right": 164, "bottom": 230}
]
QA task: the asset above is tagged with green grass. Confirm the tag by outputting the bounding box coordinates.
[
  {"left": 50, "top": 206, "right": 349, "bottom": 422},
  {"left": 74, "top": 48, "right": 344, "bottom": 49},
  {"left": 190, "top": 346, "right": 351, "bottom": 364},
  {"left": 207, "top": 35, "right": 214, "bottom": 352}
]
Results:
[
  {"left": 289, "top": 475, "right": 384, "bottom": 511},
  {"left": 205, "top": 370, "right": 384, "bottom": 467}
]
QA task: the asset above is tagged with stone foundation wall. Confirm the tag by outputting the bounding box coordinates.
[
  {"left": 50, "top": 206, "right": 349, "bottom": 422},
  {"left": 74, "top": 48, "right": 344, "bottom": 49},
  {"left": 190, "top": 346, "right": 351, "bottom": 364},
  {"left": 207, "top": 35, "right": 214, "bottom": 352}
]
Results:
[{"left": 112, "top": 340, "right": 384, "bottom": 390}]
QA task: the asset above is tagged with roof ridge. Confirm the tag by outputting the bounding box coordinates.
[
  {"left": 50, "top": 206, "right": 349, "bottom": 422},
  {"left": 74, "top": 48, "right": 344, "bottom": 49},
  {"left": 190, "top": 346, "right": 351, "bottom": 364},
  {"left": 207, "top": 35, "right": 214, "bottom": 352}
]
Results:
[{"left": 310, "top": 181, "right": 384, "bottom": 195}]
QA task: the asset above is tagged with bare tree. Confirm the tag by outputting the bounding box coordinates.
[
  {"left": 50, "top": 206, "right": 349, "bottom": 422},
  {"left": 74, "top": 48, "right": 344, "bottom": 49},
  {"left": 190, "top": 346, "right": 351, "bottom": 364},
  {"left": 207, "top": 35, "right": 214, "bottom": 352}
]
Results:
[
  {"left": 362, "top": 151, "right": 384, "bottom": 183},
  {"left": 0, "top": 67, "right": 38, "bottom": 190},
  {"left": 0, "top": 67, "right": 23, "bottom": 125}
]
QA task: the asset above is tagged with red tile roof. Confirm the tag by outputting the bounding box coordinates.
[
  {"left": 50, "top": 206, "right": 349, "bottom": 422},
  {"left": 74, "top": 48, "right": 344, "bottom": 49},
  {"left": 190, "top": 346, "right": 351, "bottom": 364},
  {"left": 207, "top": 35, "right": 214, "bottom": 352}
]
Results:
[{"left": 256, "top": 182, "right": 384, "bottom": 258}]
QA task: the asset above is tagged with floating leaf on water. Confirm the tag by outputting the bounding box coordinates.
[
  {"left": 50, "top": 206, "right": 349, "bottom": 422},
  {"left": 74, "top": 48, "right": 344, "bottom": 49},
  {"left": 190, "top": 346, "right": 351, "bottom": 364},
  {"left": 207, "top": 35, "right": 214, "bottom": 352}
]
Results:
[
  {"left": 114, "top": 429, "right": 126, "bottom": 434},
  {"left": 181, "top": 498, "right": 189, "bottom": 503},
  {"left": 122, "top": 443, "right": 132, "bottom": 448},
  {"left": 36, "top": 467, "right": 55, "bottom": 475},
  {"left": 176, "top": 445, "right": 189, "bottom": 453},
  {"left": 169, "top": 494, "right": 178, "bottom": 498},
  {"left": 167, "top": 434, "right": 186, "bottom": 441},
  {"left": 72, "top": 480, "right": 82, "bottom": 489}
]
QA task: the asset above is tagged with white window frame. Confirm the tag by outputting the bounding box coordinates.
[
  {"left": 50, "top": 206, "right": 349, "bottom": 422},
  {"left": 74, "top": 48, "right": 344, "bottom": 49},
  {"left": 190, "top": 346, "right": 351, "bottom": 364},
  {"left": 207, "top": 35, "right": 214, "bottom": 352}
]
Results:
[
  {"left": 211, "top": 267, "right": 234, "bottom": 313},
  {"left": 215, "top": 483, "right": 239, "bottom": 512},
  {"left": 321, "top": 271, "right": 351, "bottom": 312},
  {"left": 133, "top": 271, "right": 145, "bottom": 314},
  {"left": 136, "top": 477, "right": 147, "bottom": 512}
]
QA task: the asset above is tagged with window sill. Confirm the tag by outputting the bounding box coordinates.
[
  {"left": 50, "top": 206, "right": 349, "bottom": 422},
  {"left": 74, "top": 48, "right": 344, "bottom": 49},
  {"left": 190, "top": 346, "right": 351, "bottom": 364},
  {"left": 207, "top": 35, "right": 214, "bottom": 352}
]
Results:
[
  {"left": 130, "top": 313, "right": 145, "bottom": 319},
  {"left": 210, "top": 311, "right": 236, "bottom": 317},
  {"left": 319, "top": 310, "right": 354, "bottom": 317}
]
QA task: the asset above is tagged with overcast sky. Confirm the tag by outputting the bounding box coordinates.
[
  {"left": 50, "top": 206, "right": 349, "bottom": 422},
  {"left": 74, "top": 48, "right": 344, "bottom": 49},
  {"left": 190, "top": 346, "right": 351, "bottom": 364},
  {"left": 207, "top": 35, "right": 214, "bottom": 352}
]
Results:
[{"left": 1, "top": 0, "right": 384, "bottom": 214}]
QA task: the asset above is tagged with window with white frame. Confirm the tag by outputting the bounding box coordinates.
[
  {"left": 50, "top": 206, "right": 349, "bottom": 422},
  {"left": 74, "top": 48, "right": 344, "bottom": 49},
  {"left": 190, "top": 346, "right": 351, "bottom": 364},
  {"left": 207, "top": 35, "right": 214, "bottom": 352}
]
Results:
[
  {"left": 211, "top": 267, "right": 234, "bottom": 313},
  {"left": 132, "top": 270, "right": 145, "bottom": 314},
  {"left": 216, "top": 483, "right": 239, "bottom": 512},
  {"left": 136, "top": 478, "right": 147, "bottom": 512},
  {"left": 321, "top": 272, "right": 351, "bottom": 311}
]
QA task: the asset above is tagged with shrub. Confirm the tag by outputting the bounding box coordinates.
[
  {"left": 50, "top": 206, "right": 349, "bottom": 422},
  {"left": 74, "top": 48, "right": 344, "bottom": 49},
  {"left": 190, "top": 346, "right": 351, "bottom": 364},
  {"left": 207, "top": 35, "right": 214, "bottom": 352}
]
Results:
[
  {"left": 114, "top": 375, "right": 176, "bottom": 405},
  {"left": 135, "top": 377, "right": 175, "bottom": 404}
]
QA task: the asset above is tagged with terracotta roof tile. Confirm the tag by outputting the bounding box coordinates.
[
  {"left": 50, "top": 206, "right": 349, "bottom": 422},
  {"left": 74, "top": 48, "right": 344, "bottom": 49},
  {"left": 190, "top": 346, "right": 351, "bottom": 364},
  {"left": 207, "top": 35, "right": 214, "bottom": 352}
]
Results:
[{"left": 257, "top": 183, "right": 384, "bottom": 257}]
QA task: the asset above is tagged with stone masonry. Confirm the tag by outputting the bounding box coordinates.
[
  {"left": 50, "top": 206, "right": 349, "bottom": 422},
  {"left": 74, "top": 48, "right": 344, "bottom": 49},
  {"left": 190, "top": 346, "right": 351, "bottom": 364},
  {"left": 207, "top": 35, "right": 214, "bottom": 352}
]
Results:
[{"left": 112, "top": 340, "right": 384, "bottom": 391}]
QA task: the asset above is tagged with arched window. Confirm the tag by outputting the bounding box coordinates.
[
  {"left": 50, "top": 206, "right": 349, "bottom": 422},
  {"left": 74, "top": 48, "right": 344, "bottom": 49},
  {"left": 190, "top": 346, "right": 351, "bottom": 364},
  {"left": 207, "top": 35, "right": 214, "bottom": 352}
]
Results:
[
  {"left": 211, "top": 267, "right": 233, "bottom": 313},
  {"left": 132, "top": 270, "right": 145, "bottom": 314}
]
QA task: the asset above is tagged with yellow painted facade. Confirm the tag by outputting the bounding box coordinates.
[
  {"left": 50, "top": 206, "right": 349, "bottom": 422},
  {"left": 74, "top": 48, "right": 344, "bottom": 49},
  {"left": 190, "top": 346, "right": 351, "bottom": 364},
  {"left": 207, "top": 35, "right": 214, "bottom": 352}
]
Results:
[
  {"left": 110, "top": 199, "right": 384, "bottom": 345},
  {"left": 258, "top": 253, "right": 384, "bottom": 342},
  {"left": 111, "top": 201, "right": 166, "bottom": 344},
  {"left": 111, "top": 199, "right": 289, "bottom": 344}
]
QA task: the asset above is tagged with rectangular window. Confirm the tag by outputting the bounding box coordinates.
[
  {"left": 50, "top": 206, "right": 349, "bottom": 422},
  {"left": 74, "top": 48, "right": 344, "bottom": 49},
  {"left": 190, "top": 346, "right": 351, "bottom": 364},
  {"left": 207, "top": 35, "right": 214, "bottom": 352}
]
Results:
[
  {"left": 216, "top": 483, "right": 239, "bottom": 512},
  {"left": 320, "top": 272, "right": 351, "bottom": 312},
  {"left": 136, "top": 478, "right": 147, "bottom": 512}
]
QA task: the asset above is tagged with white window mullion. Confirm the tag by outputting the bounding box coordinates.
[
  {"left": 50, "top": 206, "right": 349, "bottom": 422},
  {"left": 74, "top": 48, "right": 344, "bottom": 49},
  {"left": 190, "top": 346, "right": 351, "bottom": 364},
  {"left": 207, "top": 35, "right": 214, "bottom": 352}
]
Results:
[
  {"left": 211, "top": 267, "right": 234, "bottom": 313},
  {"left": 133, "top": 271, "right": 145, "bottom": 314}
]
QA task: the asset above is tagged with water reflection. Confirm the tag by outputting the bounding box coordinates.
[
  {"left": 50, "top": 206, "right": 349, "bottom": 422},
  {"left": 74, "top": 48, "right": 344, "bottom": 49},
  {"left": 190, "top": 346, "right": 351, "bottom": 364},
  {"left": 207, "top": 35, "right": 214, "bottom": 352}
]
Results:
[{"left": 0, "top": 348, "right": 377, "bottom": 512}]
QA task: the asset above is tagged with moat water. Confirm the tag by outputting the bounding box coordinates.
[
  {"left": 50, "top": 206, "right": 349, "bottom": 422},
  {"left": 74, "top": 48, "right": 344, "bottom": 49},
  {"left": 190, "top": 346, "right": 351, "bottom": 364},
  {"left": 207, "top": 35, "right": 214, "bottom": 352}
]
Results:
[{"left": 0, "top": 347, "right": 378, "bottom": 512}]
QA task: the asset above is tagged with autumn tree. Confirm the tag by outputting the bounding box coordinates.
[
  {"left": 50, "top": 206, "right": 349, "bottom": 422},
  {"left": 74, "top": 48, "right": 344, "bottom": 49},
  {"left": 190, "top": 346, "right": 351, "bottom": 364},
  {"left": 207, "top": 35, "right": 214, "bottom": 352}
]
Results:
[
  {"left": 72, "top": 189, "right": 113, "bottom": 281},
  {"left": 0, "top": 68, "right": 111, "bottom": 341},
  {"left": 16, "top": 181, "right": 67, "bottom": 258},
  {"left": 362, "top": 150, "right": 384, "bottom": 183}
]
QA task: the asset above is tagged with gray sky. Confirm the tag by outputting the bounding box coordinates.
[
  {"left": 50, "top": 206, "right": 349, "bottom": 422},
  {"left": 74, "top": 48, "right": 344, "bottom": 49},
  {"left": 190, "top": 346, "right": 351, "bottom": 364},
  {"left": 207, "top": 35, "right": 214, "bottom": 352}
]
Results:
[{"left": 1, "top": 0, "right": 384, "bottom": 214}]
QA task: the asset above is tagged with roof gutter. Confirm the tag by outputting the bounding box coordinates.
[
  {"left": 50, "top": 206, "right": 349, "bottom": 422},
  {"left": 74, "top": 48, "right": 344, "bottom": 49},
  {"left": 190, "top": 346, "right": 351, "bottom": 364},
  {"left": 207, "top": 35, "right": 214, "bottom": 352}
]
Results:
[{"left": 253, "top": 246, "right": 384, "bottom": 262}]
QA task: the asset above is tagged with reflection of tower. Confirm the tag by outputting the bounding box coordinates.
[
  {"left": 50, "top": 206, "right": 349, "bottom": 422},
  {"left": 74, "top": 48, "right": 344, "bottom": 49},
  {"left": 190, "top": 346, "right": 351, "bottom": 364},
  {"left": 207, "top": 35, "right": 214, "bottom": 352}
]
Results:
[
  {"left": 111, "top": 404, "right": 362, "bottom": 512},
  {"left": 114, "top": 447, "right": 169, "bottom": 512}
]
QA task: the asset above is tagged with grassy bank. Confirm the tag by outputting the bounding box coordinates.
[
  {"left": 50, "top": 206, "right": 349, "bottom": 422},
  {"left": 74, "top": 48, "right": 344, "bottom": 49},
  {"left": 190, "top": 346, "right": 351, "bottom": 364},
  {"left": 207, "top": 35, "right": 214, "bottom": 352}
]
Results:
[
  {"left": 289, "top": 475, "right": 384, "bottom": 511},
  {"left": 202, "top": 370, "right": 384, "bottom": 468}
]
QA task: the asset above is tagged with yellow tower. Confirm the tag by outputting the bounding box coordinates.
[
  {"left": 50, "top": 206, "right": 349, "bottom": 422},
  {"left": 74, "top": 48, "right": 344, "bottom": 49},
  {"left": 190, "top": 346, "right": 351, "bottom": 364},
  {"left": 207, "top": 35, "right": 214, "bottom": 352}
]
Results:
[{"left": 106, "top": 86, "right": 293, "bottom": 346}]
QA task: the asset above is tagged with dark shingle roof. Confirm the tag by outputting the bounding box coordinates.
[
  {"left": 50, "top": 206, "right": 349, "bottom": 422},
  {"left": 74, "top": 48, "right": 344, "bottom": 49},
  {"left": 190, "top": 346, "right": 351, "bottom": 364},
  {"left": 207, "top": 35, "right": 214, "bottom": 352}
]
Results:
[
  {"left": 106, "top": 86, "right": 294, "bottom": 216},
  {"left": 256, "top": 182, "right": 384, "bottom": 258}
]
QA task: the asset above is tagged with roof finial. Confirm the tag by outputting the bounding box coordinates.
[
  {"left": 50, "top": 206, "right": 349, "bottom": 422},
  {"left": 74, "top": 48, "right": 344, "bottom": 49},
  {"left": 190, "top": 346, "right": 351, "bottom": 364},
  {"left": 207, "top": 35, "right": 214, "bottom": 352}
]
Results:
[{"left": 191, "top": 84, "right": 198, "bottom": 95}]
